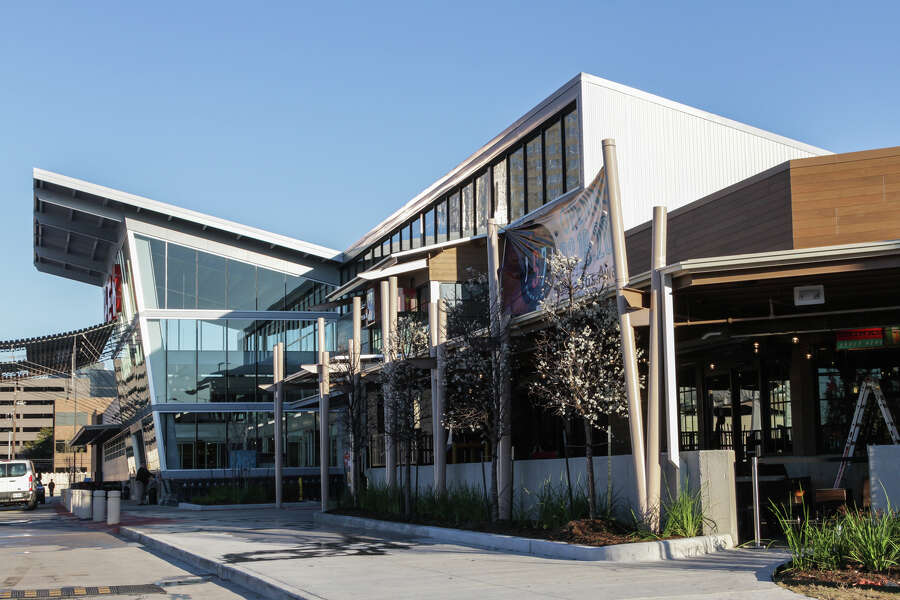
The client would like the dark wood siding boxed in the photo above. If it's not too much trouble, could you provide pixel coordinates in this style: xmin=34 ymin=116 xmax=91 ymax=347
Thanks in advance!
xmin=790 ymin=147 xmax=900 ymax=249
xmin=626 ymin=167 xmax=793 ymax=275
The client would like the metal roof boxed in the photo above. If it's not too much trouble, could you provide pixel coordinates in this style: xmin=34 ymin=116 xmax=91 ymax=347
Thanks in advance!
xmin=70 ymin=424 xmax=123 ymax=447
xmin=0 ymin=322 xmax=117 ymax=378
xmin=33 ymin=169 xmax=343 ymax=287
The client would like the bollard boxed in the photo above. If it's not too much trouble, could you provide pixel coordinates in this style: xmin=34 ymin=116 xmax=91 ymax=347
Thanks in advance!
xmin=107 ymin=490 xmax=121 ymax=525
xmin=92 ymin=490 xmax=107 ymax=522
xmin=79 ymin=490 xmax=92 ymax=520
xmin=63 ymin=489 xmax=71 ymax=512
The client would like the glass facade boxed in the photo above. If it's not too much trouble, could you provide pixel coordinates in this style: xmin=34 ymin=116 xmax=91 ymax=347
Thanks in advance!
xmin=344 ymin=103 xmax=580 ymax=275
xmin=133 ymin=235 xmax=332 ymax=312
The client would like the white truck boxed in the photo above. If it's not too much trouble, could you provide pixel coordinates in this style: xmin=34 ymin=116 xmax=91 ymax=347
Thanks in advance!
xmin=0 ymin=460 xmax=38 ymax=510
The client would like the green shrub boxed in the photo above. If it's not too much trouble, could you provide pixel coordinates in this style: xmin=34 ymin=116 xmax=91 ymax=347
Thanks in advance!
xmin=190 ymin=483 xmax=273 ymax=505
xmin=772 ymin=494 xmax=899 ymax=573
xmin=661 ymin=485 xmax=708 ymax=538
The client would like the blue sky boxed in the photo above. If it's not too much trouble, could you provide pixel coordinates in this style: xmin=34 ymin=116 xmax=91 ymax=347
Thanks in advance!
xmin=1 ymin=1 xmax=898 ymax=338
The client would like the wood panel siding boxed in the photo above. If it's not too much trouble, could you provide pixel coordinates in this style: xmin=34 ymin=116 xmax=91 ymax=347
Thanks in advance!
xmin=626 ymin=167 xmax=793 ymax=275
xmin=427 ymin=240 xmax=488 ymax=282
xmin=790 ymin=147 xmax=900 ymax=249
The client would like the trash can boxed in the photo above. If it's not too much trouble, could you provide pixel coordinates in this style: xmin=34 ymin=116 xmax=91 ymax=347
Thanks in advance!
xmin=92 ymin=490 xmax=107 ymax=522
xmin=107 ymin=490 xmax=121 ymax=525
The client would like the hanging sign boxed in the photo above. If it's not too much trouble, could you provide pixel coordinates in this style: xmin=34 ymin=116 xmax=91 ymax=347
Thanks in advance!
xmin=501 ymin=169 xmax=613 ymax=315
xmin=836 ymin=328 xmax=884 ymax=350
xmin=103 ymin=264 xmax=123 ymax=323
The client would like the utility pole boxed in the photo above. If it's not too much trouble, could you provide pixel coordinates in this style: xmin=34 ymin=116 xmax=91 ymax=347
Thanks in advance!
xmin=10 ymin=373 xmax=18 ymax=460
xmin=71 ymin=337 xmax=77 ymax=482
xmin=273 ymin=342 xmax=284 ymax=508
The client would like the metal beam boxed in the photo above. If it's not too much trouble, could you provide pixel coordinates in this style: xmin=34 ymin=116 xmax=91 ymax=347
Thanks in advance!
xmin=34 ymin=210 xmax=124 ymax=245
xmin=34 ymin=260 xmax=104 ymax=286
xmin=35 ymin=188 xmax=124 ymax=223
xmin=35 ymin=246 xmax=110 ymax=274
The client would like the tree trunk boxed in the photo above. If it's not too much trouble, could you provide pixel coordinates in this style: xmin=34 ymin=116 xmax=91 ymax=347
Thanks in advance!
xmin=562 ymin=426 xmax=574 ymax=517
xmin=490 ymin=439 xmax=500 ymax=522
xmin=584 ymin=420 xmax=596 ymax=520
xmin=607 ymin=426 xmax=612 ymax=515
xmin=404 ymin=441 xmax=412 ymax=516
xmin=480 ymin=447 xmax=490 ymax=521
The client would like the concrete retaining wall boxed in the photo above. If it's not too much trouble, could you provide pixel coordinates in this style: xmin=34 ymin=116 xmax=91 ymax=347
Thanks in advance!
xmin=367 ymin=449 xmax=737 ymax=543
xmin=314 ymin=512 xmax=733 ymax=562
xmin=869 ymin=444 xmax=900 ymax=513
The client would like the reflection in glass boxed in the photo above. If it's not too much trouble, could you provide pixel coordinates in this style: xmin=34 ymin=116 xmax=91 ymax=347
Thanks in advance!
xmin=475 ymin=172 xmax=489 ymax=234
xmin=401 ymin=221 xmax=411 ymax=251
xmin=461 ymin=184 xmax=474 ymax=238
xmin=493 ymin=160 xmax=507 ymax=223
xmin=424 ymin=209 xmax=435 ymax=246
xmin=526 ymin=136 xmax=543 ymax=209
xmin=146 ymin=320 xmax=167 ymax=406
xmin=226 ymin=319 xmax=257 ymax=402
xmin=545 ymin=121 xmax=563 ymax=201
xmin=197 ymin=320 xmax=227 ymax=402
xmin=227 ymin=260 xmax=256 ymax=310
xmin=436 ymin=200 xmax=448 ymax=243
xmin=382 ymin=237 xmax=391 ymax=257
xmin=166 ymin=319 xmax=197 ymax=403
xmin=564 ymin=110 xmax=581 ymax=191
xmin=448 ymin=192 xmax=460 ymax=240
xmin=198 ymin=252 xmax=227 ymax=309
xmin=166 ymin=244 xmax=197 ymax=309
xmin=410 ymin=216 xmax=422 ymax=249
xmin=509 ymin=147 xmax=525 ymax=221
xmin=257 ymin=268 xmax=285 ymax=311
xmin=133 ymin=235 xmax=166 ymax=309
xmin=287 ymin=411 xmax=317 ymax=467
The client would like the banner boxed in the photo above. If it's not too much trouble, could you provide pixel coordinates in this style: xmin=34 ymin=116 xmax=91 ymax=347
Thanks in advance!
xmin=501 ymin=169 xmax=614 ymax=315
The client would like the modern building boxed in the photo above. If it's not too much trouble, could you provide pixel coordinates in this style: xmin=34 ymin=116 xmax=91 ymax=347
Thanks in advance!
xmin=31 ymin=73 xmax=898 ymax=536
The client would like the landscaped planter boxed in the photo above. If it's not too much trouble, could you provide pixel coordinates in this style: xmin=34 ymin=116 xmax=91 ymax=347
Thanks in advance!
xmin=313 ymin=511 xmax=733 ymax=562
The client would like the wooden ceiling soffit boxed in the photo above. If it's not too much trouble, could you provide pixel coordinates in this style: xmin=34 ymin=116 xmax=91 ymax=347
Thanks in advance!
xmin=674 ymin=255 xmax=900 ymax=288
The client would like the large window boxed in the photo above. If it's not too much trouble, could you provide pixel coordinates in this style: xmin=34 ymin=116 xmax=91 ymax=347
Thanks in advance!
xmin=475 ymin=171 xmax=490 ymax=234
xmin=423 ymin=208 xmax=435 ymax=246
xmin=509 ymin=147 xmax=525 ymax=221
xmin=401 ymin=221 xmax=412 ymax=251
xmin=352 ymin=102 xmax=579 ymax=258
xmin=448 ymin=192 xmax=460 ymax=241
xmin=461 ymin=183 xmax=474 ymax=238
xmin=526 ymin=135 xmax=543 ymax=210
xmin=436 ymin=200 xmax=448 ymax=243
xmin=564 ymin=110 xmax=581 ymax=191
xmin=133 ymin=236 xmax=333 ymax=312
xmin=410 ymin=216 xmax=422 ymax=249
xmin=545 ymin=121 xmax=563 ymax=201
xmin=149 ymin=319 xmax=332 ymax=405
xmin=493 ymin=160 xmax=508 ymax=223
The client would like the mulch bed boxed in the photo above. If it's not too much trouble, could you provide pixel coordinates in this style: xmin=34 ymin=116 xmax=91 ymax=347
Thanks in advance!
xmin=775 ymin=565 xmax=900 ymax=592
xmin=334 ymin=509 xmax=665 ymax=547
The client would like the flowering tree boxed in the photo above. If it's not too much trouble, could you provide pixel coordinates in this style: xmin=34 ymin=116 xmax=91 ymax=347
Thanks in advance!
xmin=529 ymin=251 xmax=629 ymax=519
xmin=331 ymin=343 xmax=368 ymax=508
xmin=381 ymin=313 xmax=430 ymax=515
xmin=443 ymin=273 xmax=511 ymax=521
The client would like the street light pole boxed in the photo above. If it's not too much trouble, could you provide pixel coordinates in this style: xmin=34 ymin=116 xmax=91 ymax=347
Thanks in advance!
xmin=10 ymin=374 xmax=18 ymax=460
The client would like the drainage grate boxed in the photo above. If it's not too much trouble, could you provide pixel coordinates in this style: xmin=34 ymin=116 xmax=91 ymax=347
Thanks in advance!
xmin=0 ymin=584 xmax=166 ymax=598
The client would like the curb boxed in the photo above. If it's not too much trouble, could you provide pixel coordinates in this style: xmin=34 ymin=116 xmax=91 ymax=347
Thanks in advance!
xmin=177 ymin=501 xmax=317 ymax=511
xmin=119 ymin=527 xmax=314 ymax=600
xmin=313 ymin=512 xmax=734 ymax=562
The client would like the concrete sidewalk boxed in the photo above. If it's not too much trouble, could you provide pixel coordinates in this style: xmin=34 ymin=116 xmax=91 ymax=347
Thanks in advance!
xmin=107 ymin=504 xmax=804 ymax=600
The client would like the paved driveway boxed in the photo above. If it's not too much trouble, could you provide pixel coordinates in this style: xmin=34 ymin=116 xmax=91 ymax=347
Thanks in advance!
xmin=121 ymin=505 xmax=803 ymax=599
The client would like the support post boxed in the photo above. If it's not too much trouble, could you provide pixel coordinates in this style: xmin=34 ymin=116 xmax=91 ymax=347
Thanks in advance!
xmin=487 ymin=217 xmax=512 ymax=520
xmin=662 ymin=272 xmax=681 ymax=495
xmin=273 ymin=342 xmax=284 ymax=509
xmin=350 ymin=296 xmax=362 ymax=498
xmin=319 ymin=350 xmax=331 ymax=511
xmin=380 ymin=280 xmax=395 ymax=487
xmin=429 ymin=301 xmax=446 ymax=493
xmin=11 ymin=374 xmax=18 ymax=461
xmin=646 ymin=206 xmax=666 ymax=530
xmin=602 ymin=139 xmax=647 ymax=518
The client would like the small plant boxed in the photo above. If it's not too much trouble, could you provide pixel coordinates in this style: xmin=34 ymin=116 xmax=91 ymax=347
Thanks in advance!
xmin=842 ymin=506 xmax=899 ymax=572
xmin=661 ymin=485 xmax=709 ymax=538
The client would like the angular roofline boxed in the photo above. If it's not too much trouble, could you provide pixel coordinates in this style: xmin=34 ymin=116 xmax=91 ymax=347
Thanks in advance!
xmin=340 ymin=72 xmax=832 ymax=262
xmin=33 ymin=168 xmax=343 ymax=263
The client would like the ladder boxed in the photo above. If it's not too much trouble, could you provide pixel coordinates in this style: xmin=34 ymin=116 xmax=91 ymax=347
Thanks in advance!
xmin=833 ymin=378 xmax=900 ymax=488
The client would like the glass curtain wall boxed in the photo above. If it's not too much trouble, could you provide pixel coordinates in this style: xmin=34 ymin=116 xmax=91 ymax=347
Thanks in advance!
xmin=132 ymin=235 xmax=333 ymax=311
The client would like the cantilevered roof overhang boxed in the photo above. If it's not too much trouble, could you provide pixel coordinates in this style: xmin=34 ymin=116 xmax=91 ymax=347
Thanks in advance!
xmin=70 ymin=424 xmax=123 ymax=447
xmin=33 ymin=169 xmax=343 ymax=287
xmin=0 ymin=321 xmax=117 ymax=378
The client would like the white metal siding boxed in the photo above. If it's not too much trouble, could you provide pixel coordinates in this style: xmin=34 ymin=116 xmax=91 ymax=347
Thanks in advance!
xmin=580 ymin=77 xmax=830 ymax=230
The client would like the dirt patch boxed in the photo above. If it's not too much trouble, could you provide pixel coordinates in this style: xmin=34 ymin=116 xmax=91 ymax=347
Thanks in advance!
xmin=333 ymin=510 xmax=665 ymax=547
xmin=775 ymin=566 xmax=900 ymax=599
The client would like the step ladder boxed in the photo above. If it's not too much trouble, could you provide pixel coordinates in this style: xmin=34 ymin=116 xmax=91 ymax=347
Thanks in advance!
xmin=833 ymin=378 xmax=900 ymax=488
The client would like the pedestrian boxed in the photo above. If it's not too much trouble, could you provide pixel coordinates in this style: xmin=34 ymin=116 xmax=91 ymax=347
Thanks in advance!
xmin=48 ymin=479 xmax=55 ymax=497
xmin=135 ymin=466 xmax=151 ymax=505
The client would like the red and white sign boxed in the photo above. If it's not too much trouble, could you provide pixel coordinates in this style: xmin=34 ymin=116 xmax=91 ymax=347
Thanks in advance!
xmin=103 ymin=264 xmax=123 ymax=322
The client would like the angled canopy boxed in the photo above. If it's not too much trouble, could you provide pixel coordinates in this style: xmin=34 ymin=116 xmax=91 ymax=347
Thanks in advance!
xmin=0 ymin=322 xmax=117 ymax=378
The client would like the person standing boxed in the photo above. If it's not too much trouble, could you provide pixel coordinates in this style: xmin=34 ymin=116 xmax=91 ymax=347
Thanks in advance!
xmin=135 ymin=466 xmax=151 ymax=505
xmin=48 ymin=479 xmax=55 ymax=497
